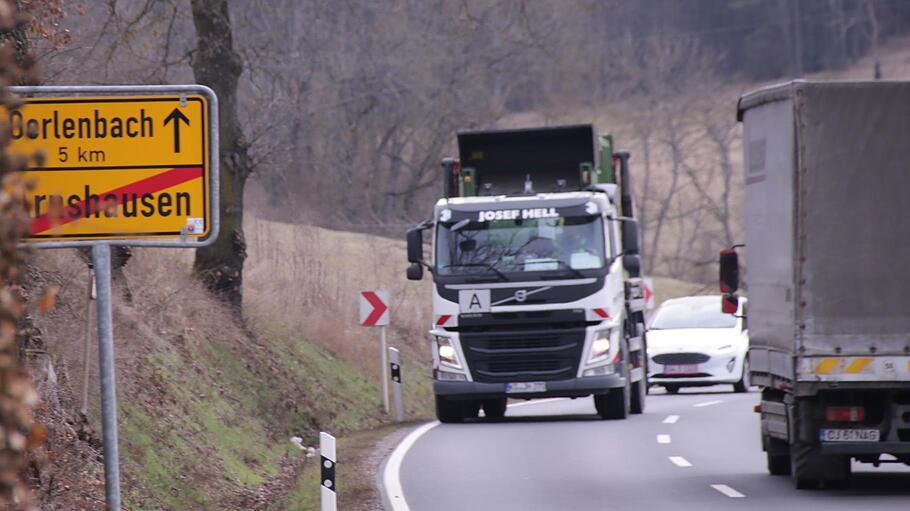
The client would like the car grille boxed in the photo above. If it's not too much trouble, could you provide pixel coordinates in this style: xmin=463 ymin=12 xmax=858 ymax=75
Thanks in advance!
xmin=458 ymin=310 xmax=588 ymax=383
xmin=653 ymin=352 xmax=711 ymax=365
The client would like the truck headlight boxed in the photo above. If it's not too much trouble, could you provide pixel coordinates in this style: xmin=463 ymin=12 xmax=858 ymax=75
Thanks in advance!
xmin=587 ymin=329 xmax=613 ymax=364
xmin=436 ymin=336 xmax=462 ymax=369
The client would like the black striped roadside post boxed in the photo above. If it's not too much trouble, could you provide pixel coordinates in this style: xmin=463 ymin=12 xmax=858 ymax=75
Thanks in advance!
xmin=389 ymin=347 xmax=405 ymax=422
xmin=320 ymin=432 xmax=336 ymax=511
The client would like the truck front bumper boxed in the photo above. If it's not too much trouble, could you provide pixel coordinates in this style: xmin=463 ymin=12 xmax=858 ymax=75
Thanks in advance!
xmin=434 ymin=374 xmax=625 ymax=400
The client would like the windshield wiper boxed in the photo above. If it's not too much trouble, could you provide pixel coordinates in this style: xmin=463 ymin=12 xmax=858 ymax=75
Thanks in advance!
xmin=440 ymin=263 xmax=509 ymax=281
xmin=548 ymin=260 xmax=585 ymax=279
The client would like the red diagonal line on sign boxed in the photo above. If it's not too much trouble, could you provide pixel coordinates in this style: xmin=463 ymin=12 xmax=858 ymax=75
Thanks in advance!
xmin=30 ymin=166 xmax=203 ymax=235
xmin=362 ymin=291 xmax=388 ymax=326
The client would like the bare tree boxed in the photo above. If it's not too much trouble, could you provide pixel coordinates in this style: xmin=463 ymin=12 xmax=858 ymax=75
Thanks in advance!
xmin=190 ymin=0 xmax=252 ymax=308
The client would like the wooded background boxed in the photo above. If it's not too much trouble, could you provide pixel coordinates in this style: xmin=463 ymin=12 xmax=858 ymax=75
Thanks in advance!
xmin=28 ymin=0 xmax=910 ymax=286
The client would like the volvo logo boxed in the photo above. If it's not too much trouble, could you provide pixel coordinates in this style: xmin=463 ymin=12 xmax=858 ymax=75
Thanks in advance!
xmin=514 ymin=289 xmax=528 ymax=302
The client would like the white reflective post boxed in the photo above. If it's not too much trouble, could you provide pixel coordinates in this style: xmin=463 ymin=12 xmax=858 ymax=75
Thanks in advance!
xmin=320 ymin=432 xmax=337 ymax=511
xmin=380 ymin=325 xmax=389 ymax=413
xmin=389 ymin=347 xmax=405 ymax=422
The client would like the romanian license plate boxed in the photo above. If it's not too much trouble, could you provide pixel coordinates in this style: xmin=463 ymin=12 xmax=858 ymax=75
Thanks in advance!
xmin=819 ymin=429 xmax=880 ymax=442
xmin=505 ymin=382 xmax=546 ymax=394
xmin=664 ymin=364 xmax=699 ymax=375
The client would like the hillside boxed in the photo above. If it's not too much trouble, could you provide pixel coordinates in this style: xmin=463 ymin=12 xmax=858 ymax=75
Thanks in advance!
xmin=25 ymin=32 xmax=910 ymax=511
xmin=25 ymin=238 xmax=433 ymax=510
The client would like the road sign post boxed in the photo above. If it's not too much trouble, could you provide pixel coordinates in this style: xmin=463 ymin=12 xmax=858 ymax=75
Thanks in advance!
xmin=389 ymin=347 xmax=404 ymax=422
xmin=359 ymin=290 xmax=390 ymax=413
xmin=11 ymin=85 xmax=219 ymax=511
xmin=92 ymin=244 xmax=121 ymax=508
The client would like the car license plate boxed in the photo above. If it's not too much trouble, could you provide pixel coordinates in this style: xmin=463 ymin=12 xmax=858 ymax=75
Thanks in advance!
xmin=664 ymin=364 xmax=699 ymax=375
xmin=819 ymin=429 xmax=880 ymax=442
xmin=505 ymin=382 xmax=546 ymax=394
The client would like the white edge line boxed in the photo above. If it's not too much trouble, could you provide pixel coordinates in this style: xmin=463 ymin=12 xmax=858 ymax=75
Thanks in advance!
xmin=669 ymin=456 xmax=692 ymax=467
xmin=383 ymin=421 xmax=440 ymax=511
xmin=711 ymin=484 xmax=745 ymax=498
xmin=694 ymin=400 xmax=723 ymax=408
xmin=657 ymin=434 xmax=671 ymax=444
xmin=663 ymin=414 xmax=680 ymax=424
xmin=507 ymin=397 xmax=568 ymax=408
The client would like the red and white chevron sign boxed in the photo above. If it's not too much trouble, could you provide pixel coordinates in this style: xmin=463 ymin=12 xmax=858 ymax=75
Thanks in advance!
xmin=359 ymin=290 xmax=390 ymax=327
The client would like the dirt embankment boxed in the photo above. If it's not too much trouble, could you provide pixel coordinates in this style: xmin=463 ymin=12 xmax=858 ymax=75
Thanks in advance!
xmin=23 ymin=224 xmax=434 ymax=510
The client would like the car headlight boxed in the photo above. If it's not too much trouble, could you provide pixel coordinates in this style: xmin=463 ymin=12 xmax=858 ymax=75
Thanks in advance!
xmin=587 ymin=328 xmax=613 ymax=364
xmin=436 ymin=336 xmax=462 ymax=369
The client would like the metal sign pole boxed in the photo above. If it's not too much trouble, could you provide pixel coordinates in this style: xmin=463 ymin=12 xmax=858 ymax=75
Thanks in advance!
xmin=81 ymin=264 xmax=95 ymax=416
xmin=92 ymin=244 xmax=122 ymax=510
xmin=380 ymin=325 xmax=389 ymax=414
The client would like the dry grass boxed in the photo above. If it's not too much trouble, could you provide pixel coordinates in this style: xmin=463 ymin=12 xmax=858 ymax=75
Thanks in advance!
xmin=244 ymin=216 xmax=433 ymax=380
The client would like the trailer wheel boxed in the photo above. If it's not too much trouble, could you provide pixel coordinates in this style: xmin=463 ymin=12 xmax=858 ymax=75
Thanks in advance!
xmin=664 ymin=384 xmax=680 ymax=394
xmin=790 ymin=440 xmax=821 ymax=489
xmin=630 ymin=371 xmax=646 ymax=414
xmin=790 ymin=440 xmax=850 ymax=489
xmin=630 ymin=324 xmax=647 ymax=414
xmin=482 ymin=398 xmax=507 ymax=419
xmin=765 ymin=436 xmax=791 ymax=476
xmin=435 ymin=396 xmax=463 ymax=423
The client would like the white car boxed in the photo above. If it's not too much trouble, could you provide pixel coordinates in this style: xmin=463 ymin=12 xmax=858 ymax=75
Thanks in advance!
xmin=647 ymin=295 xmax=749 ymax=394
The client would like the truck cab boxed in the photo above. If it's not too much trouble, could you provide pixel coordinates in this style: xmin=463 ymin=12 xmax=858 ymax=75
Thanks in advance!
xmin=406 ymin=125 xmax=647 ymax=422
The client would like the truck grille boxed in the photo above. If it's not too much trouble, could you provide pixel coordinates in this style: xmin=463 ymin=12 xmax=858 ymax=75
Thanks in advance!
xmin=458 ymin=310 xmax=588 ymax=383
xmin=653 ymin=353 xmax=710 ymax=365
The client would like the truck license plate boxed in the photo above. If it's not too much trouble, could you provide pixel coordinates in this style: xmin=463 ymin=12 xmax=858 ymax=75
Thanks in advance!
xmin=665 ymin=364 xmax=699 ymax=375
xmin=505 ymin=382 xmax=546 ymax=394
xmin=819 ymin=429 xmax=880 ymax=442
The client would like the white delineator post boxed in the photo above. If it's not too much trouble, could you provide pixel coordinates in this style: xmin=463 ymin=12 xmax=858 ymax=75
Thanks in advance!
xmin=389 ymin=347 xmax=405 ymax=422
xmin=320 ymin=432 xmax=336 ymax=511
xmin=380 ymin=325 xmax=389 ymax=413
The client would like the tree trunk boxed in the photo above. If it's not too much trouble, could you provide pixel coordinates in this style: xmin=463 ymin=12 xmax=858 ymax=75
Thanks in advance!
xmin=190 ymin=0 xmax=251 ymax=308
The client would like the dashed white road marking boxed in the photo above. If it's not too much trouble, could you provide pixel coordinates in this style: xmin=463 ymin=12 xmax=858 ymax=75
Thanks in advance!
xmin=669 ymin=456 xmax=692 ymax=467
xmin=657 ymin=434 xmax=671 ymax=444
xmin=711 ymin=484 xmax=745 ymax=498
xmin=663 ymin=415 xmax=680 ymax=424
xmin=383 ymin=421 xmax=440 ymax=511
xmin=694 ymin=400 xmax=723 ymax=408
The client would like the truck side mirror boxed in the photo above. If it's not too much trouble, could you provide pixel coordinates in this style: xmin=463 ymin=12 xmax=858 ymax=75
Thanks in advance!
xmin=407 ymin=228 xmax=423 ymax=263
xmin=719 ymin=249 xmax=739 ymax=293
xmin=406 ymin=262 xmax=424 ymax=281
xmin=622 ymin=254 xmax=641 ymax=278
xmin=621 ymin=218 xmax=640 ymax=255
xmin=722 ymin=293 xmax=739 ymax=315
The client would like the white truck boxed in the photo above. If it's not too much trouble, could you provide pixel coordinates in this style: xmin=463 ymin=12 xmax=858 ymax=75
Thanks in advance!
xmin=724 ymin=80 xmax=910 ymax=488
xmin=406 ymin=125 xmax=648 ymax=422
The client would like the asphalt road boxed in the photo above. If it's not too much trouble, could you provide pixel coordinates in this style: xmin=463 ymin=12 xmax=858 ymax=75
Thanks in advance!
xmin=384 ymin=387 xmax=910 ymax=511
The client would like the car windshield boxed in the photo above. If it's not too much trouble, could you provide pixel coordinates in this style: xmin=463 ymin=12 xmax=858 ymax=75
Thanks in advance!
xmin=436 ymin=214 xmax=606 ymax=276
xmin=650 ymin=296 xmax=737 ymax=329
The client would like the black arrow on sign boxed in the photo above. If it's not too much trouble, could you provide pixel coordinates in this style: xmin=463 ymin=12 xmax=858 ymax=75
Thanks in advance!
xmin=163 ymin=108 xmax=190 ymax=153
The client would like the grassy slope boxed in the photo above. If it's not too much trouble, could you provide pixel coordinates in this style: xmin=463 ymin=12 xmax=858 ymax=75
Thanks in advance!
xmin=31 ymin=243 xmax=433 ymax=510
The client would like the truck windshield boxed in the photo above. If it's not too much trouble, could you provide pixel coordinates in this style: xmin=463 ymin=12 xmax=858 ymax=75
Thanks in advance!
xmin=436 ymin=215 xmax=606 ymax=277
